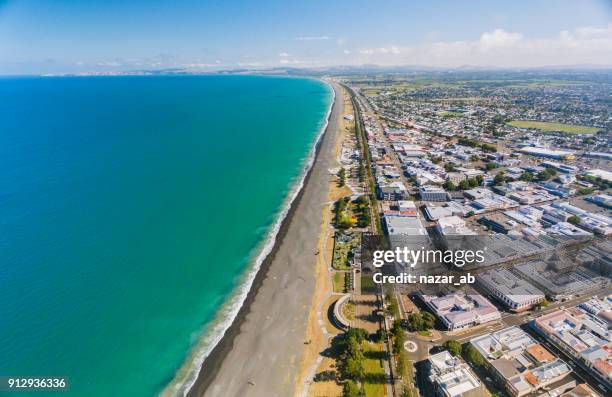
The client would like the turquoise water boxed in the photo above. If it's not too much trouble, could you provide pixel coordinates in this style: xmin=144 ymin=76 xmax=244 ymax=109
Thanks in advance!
xmin=0 ymin=75 xmax=332 ymax=396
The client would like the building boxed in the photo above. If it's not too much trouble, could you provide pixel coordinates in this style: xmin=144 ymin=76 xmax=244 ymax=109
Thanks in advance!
xmin=384 ymin=214 xmax=427 ymax=236
xmin=560 ymin=383 xmax=600 ymax=397
xmin=514 ymin=261 xmax=608 ymax=301
xmin=477 ymin=269 xmax=545 ymax=312
xmin=585 ymin=169 xmax=612 ymax=183
xmin=532 ymin=304 xmax=612 ymax=389
xmin=378 ymin=186 xmax=407 ymax=200
xmin=428 ymin=351 xmax=484 ymax=397
xmin=520 ymin=147 xmax=575 ymax=161
xmin=421 ymin=292 xmax=500 ymax=331
xmin=436 ymin=215 xmax=476 ymax=236
xmin=471 ymin=327 xmax=572 ymax=396
xmin=419 ymin=186 xmax=449 ymax=202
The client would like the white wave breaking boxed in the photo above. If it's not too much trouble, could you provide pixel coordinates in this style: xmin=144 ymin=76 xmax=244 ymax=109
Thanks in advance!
xmin=161 ymin=80 xmax=335 ymax=397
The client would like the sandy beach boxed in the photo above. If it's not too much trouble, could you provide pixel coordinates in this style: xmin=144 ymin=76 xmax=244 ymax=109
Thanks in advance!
xmin=186 ymin=81 xmax=343 ymax=397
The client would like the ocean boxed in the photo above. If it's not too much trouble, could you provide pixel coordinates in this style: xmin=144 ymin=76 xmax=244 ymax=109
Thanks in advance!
xmin=0 ymin=75 xmax=333 ymax=396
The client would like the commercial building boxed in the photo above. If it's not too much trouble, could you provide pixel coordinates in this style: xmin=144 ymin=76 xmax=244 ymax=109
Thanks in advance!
xmin=419 ymin=186 xmax=449 ymax=202
xmin=520 ymin=147 xmax=575 ymax=161
xmin=436 ymin=215 xmax=477 ymax=236
xmin=421 ymin=292 xmax=500 ymax=331
xmin=384 ymin=214 xmax=427 ymax=236
xmin=514 ymin=261 xmax=608 ymax=301
xmin=477 ymin=269 xmax=545 ymax=312
xmin=532 ymin=304 xmax=612 ymax=389
xmin=470 ymin=327 xmax=572 ymax=396
xmin=378 ymin=186 xmax=407 ymax=200
xmin=428 ymin=351 xmax=484 ymax=397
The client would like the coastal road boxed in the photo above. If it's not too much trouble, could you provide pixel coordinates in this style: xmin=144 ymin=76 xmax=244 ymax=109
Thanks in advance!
xmin=187 ymin=82 xmax=344 ymax=397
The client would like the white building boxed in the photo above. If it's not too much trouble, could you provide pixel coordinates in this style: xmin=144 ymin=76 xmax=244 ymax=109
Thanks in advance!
xmin=477 ymin=269 xmax=545 ymax=312
xmin=428 ymin=351 xmax=483 ymax=397
xmin=422 ymin=293 xmax=500 ymax=331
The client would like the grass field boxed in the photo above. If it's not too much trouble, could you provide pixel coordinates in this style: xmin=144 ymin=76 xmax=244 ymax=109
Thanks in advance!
xmin=507 ymin=120 xmax=600 ymax=134
xmin=332 ymin=272 xmax=346 ymax=293
xmin=362 ymin=341 xmax=386 ymax=396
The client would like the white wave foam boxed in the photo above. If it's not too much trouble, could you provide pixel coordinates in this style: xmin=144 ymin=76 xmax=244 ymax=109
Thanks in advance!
xmin=161 ymin=80 xmax=335 ymax=397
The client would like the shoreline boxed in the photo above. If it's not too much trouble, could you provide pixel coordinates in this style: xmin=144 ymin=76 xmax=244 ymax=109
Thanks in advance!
xmin=181 ymin=80 xmax=341 ymax=397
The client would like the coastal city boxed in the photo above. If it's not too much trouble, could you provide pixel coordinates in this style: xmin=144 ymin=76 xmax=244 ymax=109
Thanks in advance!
xmin=304 ymin=71 xmax=612 ymax=397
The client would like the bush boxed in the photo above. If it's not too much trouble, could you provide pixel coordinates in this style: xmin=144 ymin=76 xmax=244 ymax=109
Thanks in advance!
xmin=568 ymin=215 xmax=581 ymax=225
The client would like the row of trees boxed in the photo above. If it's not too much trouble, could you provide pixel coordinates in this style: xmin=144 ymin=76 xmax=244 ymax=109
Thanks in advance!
xmin=457 ymin=137 xmax=497 ymax=153
xmin=443 ymin=175 xmax=484 ymax=191
xmin=339 ymin=328 xmax=369 ymax=397
xmin=352 ymin=196 xmax=371 ymax=228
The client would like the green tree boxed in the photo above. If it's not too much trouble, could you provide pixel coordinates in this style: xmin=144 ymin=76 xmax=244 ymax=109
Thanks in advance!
xmin=475 ymin=175 xmax=484 ymax=186
xmin=345 ymin=357 xmax=365 ymax=380
xmin=338 ymin=168 xmax=346 ymax=187
xmin=342 ymin=380 xmax=364 ymax=397
xmin=422 ymin=312 xmax=436 ymax=329
xmin=346 ymin=328 xmax=369 ymax=344
xmin=486 ymin=162 xmax=497 ymax=170
xmin=408 ymin=313 xmax=424 ymax=332
xmin=470 ymin=155 xmax=480 ymax=162
xmin=444 ymin=163 xmax=456 ymax=172
xmin=493 ymin=172 xmax=506 ymax=186
xmin=568 ymin=215 xmax=581 ymax=225
xmin=459 ymin=179 xmax=470 ymax=190
xmin=468 ymin=178 xmax=478 ymax=188
xmin=443 ymin=179 xmax=456 ymax=191
xmin=443 ymin=340 xmax=462 ymax=357
xmin=463 ymin=343 xmax=485 ymax=366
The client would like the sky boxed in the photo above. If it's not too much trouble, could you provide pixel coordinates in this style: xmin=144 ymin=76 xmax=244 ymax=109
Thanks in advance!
xmin=1 ymin=0 xmax=612 ymax=74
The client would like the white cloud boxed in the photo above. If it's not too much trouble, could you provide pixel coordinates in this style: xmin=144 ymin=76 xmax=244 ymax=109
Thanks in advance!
xmin=337 ymin=37 xmax=346 ymax=45
xmin=479 ymin=29 xmax=523 ymax=49
xmin=343 ymin=49 xmax=350 ymax=55
xmin=279 ymin=58 xmax=301 ymax=65
xmin=278 ymin=52 xmax=290 ymax=57
xmin=294 ymin=36 xmax=329 ymax=41
xmin=353 ymin=26 xmax=612 ymax=67
xmin=359 ymin=46 xmax=400 ymax=55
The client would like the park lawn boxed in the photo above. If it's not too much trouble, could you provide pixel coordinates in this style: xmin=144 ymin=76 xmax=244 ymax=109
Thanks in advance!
xmin=332 ymin=272 xmax=346 ymax=293
xmin=507 ymin=120 xmax=600 ymax=134
xmin=361 ymin=274 xmax=377 ymax=293
xmin=362 ymin=341 xmax=387 ymax=397
xmin=417 ymin=330 xmax=432 ymax=337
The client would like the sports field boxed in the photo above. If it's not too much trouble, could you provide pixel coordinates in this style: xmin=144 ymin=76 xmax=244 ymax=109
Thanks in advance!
xmin=507 ymin=120 xmax=600 ymax=134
